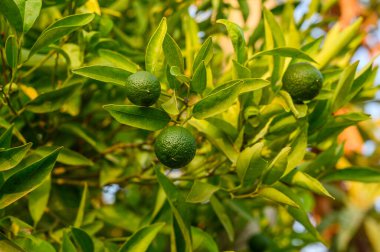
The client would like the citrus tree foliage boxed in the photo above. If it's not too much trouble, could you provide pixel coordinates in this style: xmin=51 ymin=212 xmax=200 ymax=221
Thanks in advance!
xmin=0 ymin=1 xmax=379 ymax=251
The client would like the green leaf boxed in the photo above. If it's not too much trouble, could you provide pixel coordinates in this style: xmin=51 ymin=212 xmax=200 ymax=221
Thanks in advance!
xmin=0 ymin=143 xmax=32 ymax=171
xmin=0 ymin=124 xmax=14 ymax=149
xmin=286 ymin=123 xmax=308 ymax=175
xmin=262 ymin=8 xmax=285 ymax=47
xmin=155 ymin=167 xmax=192 ymax=251
xmin=72 ymin=66 xmax=131 ymax=86
xmin=28 ymin=178 xmax=50 ymax=225
xmin=188 ymin=119 xmax=238 ymax=163
xmin=59 ymin=123 xmax=106 ymax=152
xmin=145 ymin=17 xmax=167 ymax=77
xmin=210 ymin=196 xmax=234 ymax=242
xmin=273 ymin=183 xmax=324 ymax=242
xmin=191 ymin=61 xmax=207 ymax=93
xmin=193 ymin=81 xmax=242 ymax=119
xmin=23 ymin=0 xmax=42 ymax=32
xmin=193 ymin=37 xmax=213 ymax=71
xmin=98 ymin=49 xmax=139 ymax=73
xmin=217 ymin=19 xmax=246 ymax=63
xmin=236 ymin=142 xmax=267 ymax=187
xmin=119 ymin=222 xmax=165 ymax=252
xmin=322 ymin=168 xmax=380 ymax=183
xmin=61 ymin=231 xmax=76 ymax=252
xmin=0 ymin=147 xmax=61 ymax=209
xmin=0 ymin=0 xmax=24 ymax=32
xmin=170 ymin=66 xmax=191 ymax=83
xmin=287 ymin=171 xmax=334 ymax=198
xmin=186 ymin=181 xmax=219 ymax=203
xmin=26 ymin=83 xmax=82 ymax=113
xmin=104 ymin=105 xmax=170 ymax=131
xmin=161 ymin=95 xmax=179 ymax=115
xmin=316 ymin=18 xmax=362 ymax=68
xmin=71 ymin=227 xmax=94 ymax=252
xmin=74 ymin=183 xmax=88 ymax=228
xmin=163 ymin=34 xmax=184 ymax=72
xmin=35 ymin=146 xmax=93 ymax=166
xmin=258 ymin=187 xmax=299 ymax=208
xmin=233 ymin=60 xmax=251 ymax=79
xmin=191 ymin=227 xmax=218 ymax=252
xmin=332 ymin=61 xmax=359 ymax=111
xmin=29 ymin=13 xmax=95 ymax=57
xmin=263 ymin=147 xmax=291 ymax=185
xmin=248 ymin=47 xmax=316 ymax=63
xmin=5 ymin=35 xmax=18 ymax=69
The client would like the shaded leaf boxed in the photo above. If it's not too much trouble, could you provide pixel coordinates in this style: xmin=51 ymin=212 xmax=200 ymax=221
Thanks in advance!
xmin=26 ymin=83 xmax=83 ymax=113
xmin=263 ymin=147 xmax=291 ymax=185
xmin=35 ymin=146 xmax=93 ymax=166
xmin=74 ymin=183 xmax=88 ymax=228
xmin=5 ymin=35 xmax=18 ymax=69
xmin=163 ymin=34 xmax=184 ymax=72
xmin=191 ymin=227 xmax=218 ymax=252
xmin=0 ymin=124 xmax=14 ymax=148
xmin=191 ymin=61 xmax=207 ymax=93
xmin=210 ymin=196 xmax=234 ymax=242
xmin=28 ymin=178 xmax=50 ymax=225
xmin=71 ymin=227 xmax=94 ymax=252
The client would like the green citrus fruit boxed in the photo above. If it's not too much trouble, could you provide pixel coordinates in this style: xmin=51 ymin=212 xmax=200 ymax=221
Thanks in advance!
xmin=125 ymin=71 xmax=161 ymax=106
xmin=282 ymin=62 xmax=323 ymax=102
xmin=248 ymin=234 xmax=271 ymax=252
xmin=154 ymin=126 xmax=196 ymax=168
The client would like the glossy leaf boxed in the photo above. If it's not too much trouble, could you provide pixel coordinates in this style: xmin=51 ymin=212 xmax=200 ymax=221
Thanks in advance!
xmin=29 ymin=13 xmax=95 ymax=57
xmin=193 ymin=37 xmax=213 ymax=71
xmin=288 ymin=171 xmax=333 ymax=198
xmin=191 ymin=61 xmax=207 ymax=93
xmin=322 ymin=168 xmax=380 ymax=183
xmin=104 ymin=105 xmax=170 ymax=131
xmin=263 ymin=147 xmax=291 ymax=185
xmin=258 ymin=187 xmax=299 ymax=208
xmin=98 ymin=49 xmax=139 ymax=73
xmin=0 ymin=0 xmax=24 ymax=32
xmin=217 ymin=19 xmax=246 ymax=63
xmin=26 ymin=83 xmax=83 ymax=113
xmin=236 ymin=142 xmax=267 ymax=187
xmin=145 ymin=17 xmax=167 ymax=77
xmin=0 ymin=143 xmax=32 ymax=171
xmin=193 ymin=81 xmax=242 ymax=119
xmin=119 ymin=222 xmax=165 ymax=252
xmin=0 ymin=147 xmax=61 ymax=209
xmin=72 ymin=66 xmax=131 ymax=86
xmin=163 ymin=34 xmax=184 ymax=72
xmin=5 ymin=35 xmax=18 ymax=69
xmin=161 ymin=95 xmax=179 ymax=115
xmin=332 ymin=62 xmax=358 ymax=111
xmin=186 ymin=181 xmax=219 ymax=203
xmin=189 ymin=119 xmax=238 ymax=163
xmin=210 ymin=196 xmax=234 ymax=242
xmin=170 ymin=66 xmax=190 ymax=83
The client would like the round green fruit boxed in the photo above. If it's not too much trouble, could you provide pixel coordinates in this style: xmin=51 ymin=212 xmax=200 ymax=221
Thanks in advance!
xmin=248 ymin=233 xmax=271 ymax=252
xmin=282 ymin=62 xmax=323 ymax=102
xmin=125 ymin=71 xmax=161 ymax=106
xmin=154 ymin=126 xmax=196 ymax=168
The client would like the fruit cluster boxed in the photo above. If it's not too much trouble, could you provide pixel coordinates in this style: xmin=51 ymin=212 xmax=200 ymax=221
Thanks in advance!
xmin=126 ymin=71 xmax=197 ymax=168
